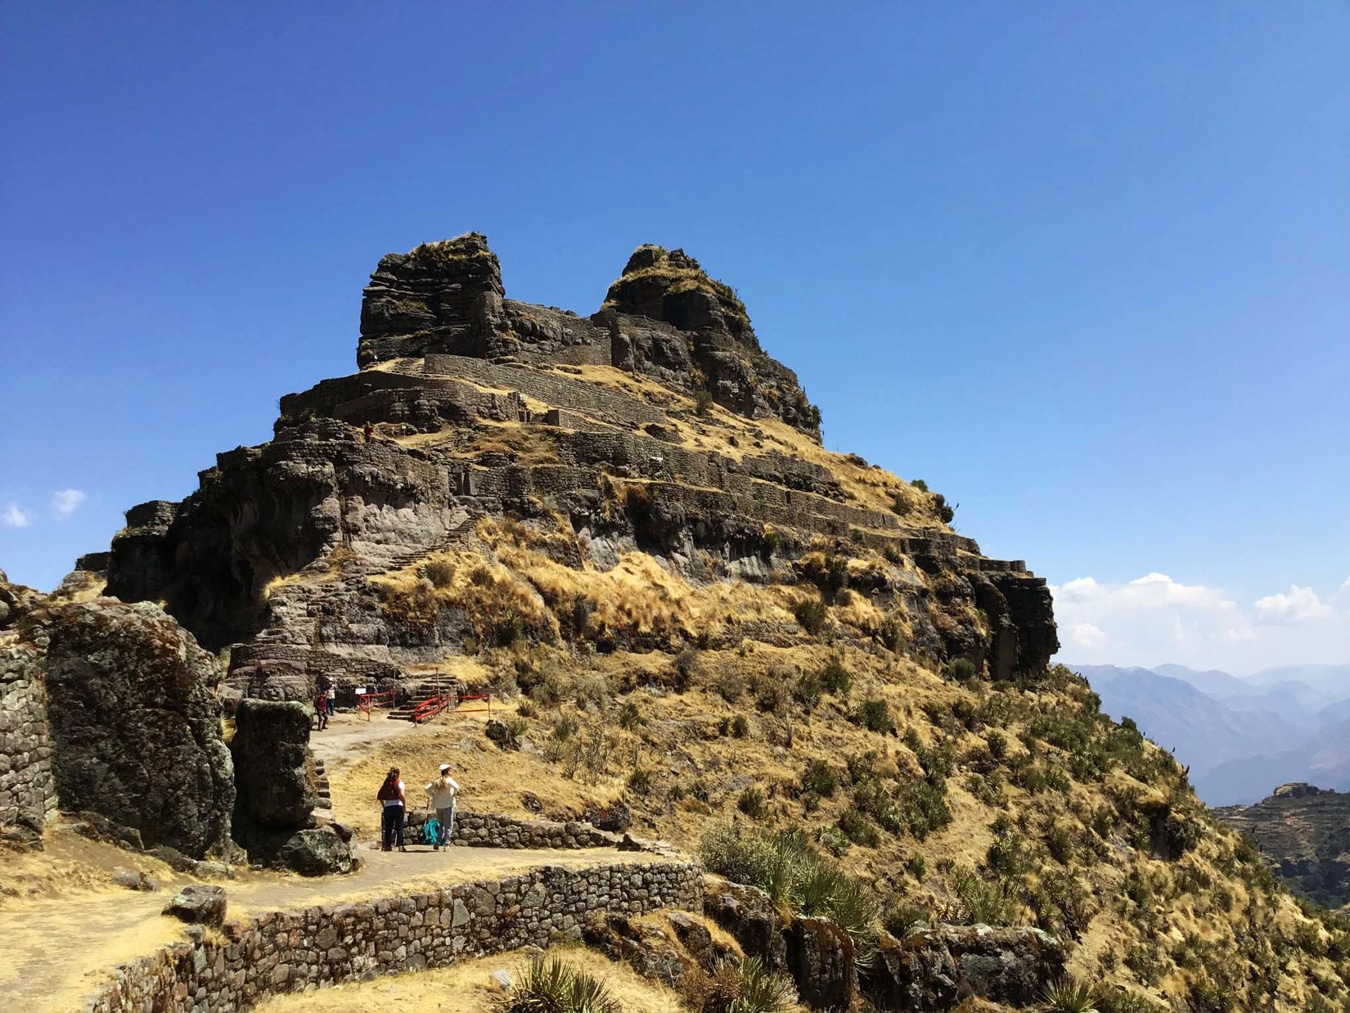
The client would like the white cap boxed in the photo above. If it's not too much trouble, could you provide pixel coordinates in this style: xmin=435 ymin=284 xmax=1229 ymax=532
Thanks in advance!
xmin=439 ymin=764 xmax=452 ymax=773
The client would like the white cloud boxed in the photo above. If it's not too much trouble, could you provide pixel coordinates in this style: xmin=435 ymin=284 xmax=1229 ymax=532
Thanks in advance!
xmin=1253 ymin=585 xmax=1336 ymax=626
xmin=2 ymin=503 xmax=32 ymax=528
xmin=51 ymin=488 xmax=87 ymax=518
xmin=1051 ymin=572 xmax=1350 ymax=673
xmin=1069 ymin=622 xmax=1109 ymax=649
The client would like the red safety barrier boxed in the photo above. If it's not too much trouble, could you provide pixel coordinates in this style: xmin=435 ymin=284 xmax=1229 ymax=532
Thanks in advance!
xmin=453 ymin=692 xmax=494 ymax=719
xmin=410 ymin=691 xmax=454 ymax=724
xmin=358 ymin=690 xmax=397 ymax=720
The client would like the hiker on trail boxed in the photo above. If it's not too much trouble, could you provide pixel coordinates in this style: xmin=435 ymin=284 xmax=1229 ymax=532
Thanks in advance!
xmin=313 ymin=688 xmax=329 ymax=730
xmin=424 ymin=763 xmax=460 ymax=851
xmin=363 ymin=421 xmax=374 ymax=442
xmin=326 ymin=679 xmax=337 ymax=717
xmin=378 ymin=767 xmax=407 ymax=852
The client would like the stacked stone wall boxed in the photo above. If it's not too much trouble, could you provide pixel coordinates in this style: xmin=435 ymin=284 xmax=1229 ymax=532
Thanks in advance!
xmin=437 ymin=810 xmax=620 ymax=849
xmin=0 ymin=646 xmax=56 ymax=829
xmin=85 ymin=860 xmax=702 ymax=1013
xmin=423 ymin=355 xmax=668 ymax=426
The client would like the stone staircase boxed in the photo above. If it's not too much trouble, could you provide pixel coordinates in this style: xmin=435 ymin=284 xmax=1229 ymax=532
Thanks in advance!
xmin=313 ymin=756 xmax=332 ymax=812
xmin=387 ymin=675 xmax=465 ymax=721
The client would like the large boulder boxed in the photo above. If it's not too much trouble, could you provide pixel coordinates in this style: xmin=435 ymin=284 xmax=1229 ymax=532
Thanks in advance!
xmin=163 ymin=884 xmax=226 ymax=926
xmin=230 ymin=699 xmax=315 ymax=830
xmin=704 ymin=880 xmax=790 ymax=973
xmin=39 ymin=601 xmax=235 ymax=859
xmin=786 ymin=916 xmax=855 ymax=1009
xmin=867 ymin=925 xmax=1066 ymax=1010
xmin=273 ymin=826 xmax=353 ymax=876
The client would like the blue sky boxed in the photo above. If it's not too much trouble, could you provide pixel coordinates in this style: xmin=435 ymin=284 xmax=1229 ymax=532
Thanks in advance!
xmin=2 ymin=3 xmax=1346 ymax=672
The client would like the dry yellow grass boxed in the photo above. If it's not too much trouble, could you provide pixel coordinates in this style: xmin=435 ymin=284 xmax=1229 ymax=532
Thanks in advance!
xmin=254 ymin=946 xmax=686 ymax=1013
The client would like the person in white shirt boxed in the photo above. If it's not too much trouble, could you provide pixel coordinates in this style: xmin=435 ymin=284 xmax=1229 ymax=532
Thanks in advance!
xmin=424 ymin=763 xmax=460 ymax=851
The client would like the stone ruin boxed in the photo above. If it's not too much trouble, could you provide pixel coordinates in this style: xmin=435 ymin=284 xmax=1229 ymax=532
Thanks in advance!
xmin=1 ymin=231 xmax=1055 ymax=884
xmin=90 ymin=233 xmax=1055 ymax=709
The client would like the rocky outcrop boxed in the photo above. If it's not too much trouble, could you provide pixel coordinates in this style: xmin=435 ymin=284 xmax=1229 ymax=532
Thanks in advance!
xmin=0 ymin=568 xmax=43 ymax=631
xmin=33 ymin=600 xmax=235 ymax=859
xmin=866 ymin=925 xmax=1067 ymax=1010
xmin=230 ymin=699 xmax=315 ymax=830
xmin=90 ymin=235 xmax=1056 ymax=698
xmin=703 ymin=881 xmax=854 ymax=1006
xmin=104 ymin=500 xmax=179 ymax=605
xmin=229 ymin=698 xmax=352 ymax=875
xmin=1215 ymin=783 xmax=1350 ymax=910
xmin=358 ymin=233 xmax=507 ymax=367
xmin=603 ymin=245 xmax=821 ymax=438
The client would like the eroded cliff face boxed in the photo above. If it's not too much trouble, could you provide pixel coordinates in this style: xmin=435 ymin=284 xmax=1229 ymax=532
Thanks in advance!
xmin=94 ymin=233 xmax=1056 ymax=702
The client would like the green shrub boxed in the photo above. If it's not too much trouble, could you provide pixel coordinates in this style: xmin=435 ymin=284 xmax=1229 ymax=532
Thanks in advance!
xmin=626 ymin=766 xmax=654 ymax=795
xmin=986 ymin=729 xmax=1008 ymax=760
xmin=948 ymin=867 xmax=1022 ymax=926
xmin=1045 ymin=820 xmax=1076 ymax=865
xmin=792 ymin=670 xmax=823 ymax=711
xmin=673 ymin=646 xmax=701 ymax=691
xmin=499 ymin=954 xmax=621 ymax=1013
xmin=715 ymin=668 xmax=746 ymax=703
xmin=837 ymin=807 xmax=881 ymax=847
xmin=911 ymin=479 xmax=928 ymax=492
xmin=1097 ymin=992 xmax=1167 ymax=1013
xmin=421 ymin=559 xmax=456 ymax=588
xmin=755 ymin=680 xmax=785 ymax=713
xmin=694 ymin=389 xmax=715 ymax=416
xmin=945 ymin=657 xmax=977 ymax=681
xmin=699 ymin=825 xmax=878 ymax=956
xmin=738 ymin=786 xmax=769 ymax=819
xmin=883 ymin=900 xmax=930 ymax=939
xmin=793 ymin=858 xmax=880 ymax=953
xmin=856 ymin=697 xmax=893 ymax=733
xmin=894 ymin=777 xmax=953 ymax=840
xmin=731 ymin=714 xmax=750 ymax=738
xmin=1123 ymin=942 xmax=1165 ymax=987
xmin=795 ymin=597 xmax=828 ymax=636
xmin=801 ymin=759 xmax=838 ymax=798
xmin=815 ymin=824 xmax=851 ymax=857
xmin=688 ymin=956 xmax=797 ymax=1013
xmin=890 ymin=494 xmax=911 ymax=516
xmin=618 ymin=700 xmax=644 ymax=730
xmin=820 ymin=656 xmax=851 ymax=695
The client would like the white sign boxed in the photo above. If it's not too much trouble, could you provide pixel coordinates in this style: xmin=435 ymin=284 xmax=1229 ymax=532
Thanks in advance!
xmin=355 ymin=687 xmax=367 ymax=696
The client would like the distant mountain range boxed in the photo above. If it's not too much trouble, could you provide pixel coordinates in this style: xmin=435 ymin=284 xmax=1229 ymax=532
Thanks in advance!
xmin=1067 ymin=663 xmax=1350 ymax=805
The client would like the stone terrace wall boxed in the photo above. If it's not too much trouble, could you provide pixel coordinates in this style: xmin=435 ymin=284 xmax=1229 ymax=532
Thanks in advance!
xmin=0 ymin=645 xmax=57 ymax=831
xmin=423 ymin=355 xmax=668 ymax=427
xmin=86 ymin=860 xmax=702 ymax=1013
xmin=426 ymin=810 xmax=620 ymax=849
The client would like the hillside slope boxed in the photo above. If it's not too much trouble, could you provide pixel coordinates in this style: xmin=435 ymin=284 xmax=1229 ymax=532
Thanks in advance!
xmin=1215 ymin=784 xmax=1350 ymax=914
xmin=69 ymin=235 xmax=1350 ymax=1011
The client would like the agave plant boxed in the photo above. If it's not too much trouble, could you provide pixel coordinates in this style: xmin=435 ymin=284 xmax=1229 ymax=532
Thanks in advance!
xmin=499 ymin=954 xmax=622 ymax=1013
xmin=1040 ymin=976 xmax=1103 ymax=1013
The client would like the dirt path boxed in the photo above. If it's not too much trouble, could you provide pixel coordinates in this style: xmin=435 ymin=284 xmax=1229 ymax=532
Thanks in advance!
xmin=0 ymin=840 xmax=666 ymax=1013
xmin=309 ymin=710 xmax=425 ymax=769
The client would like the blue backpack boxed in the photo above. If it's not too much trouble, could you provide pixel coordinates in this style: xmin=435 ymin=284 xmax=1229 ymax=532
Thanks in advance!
xmin=423 ymin=816 xmax=441 ymax=844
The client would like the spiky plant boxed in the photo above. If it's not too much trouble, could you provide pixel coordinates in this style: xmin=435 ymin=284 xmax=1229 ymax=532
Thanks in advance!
xmin=498 ymin=954 xmax=622 ymax=1013
xmin=1040 ymin=977 xmax=1103 ymax=1013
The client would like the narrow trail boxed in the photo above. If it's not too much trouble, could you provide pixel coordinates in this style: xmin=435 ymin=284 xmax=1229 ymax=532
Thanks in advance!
xmin=0 ymin=841 xmax=665 ymax=1013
